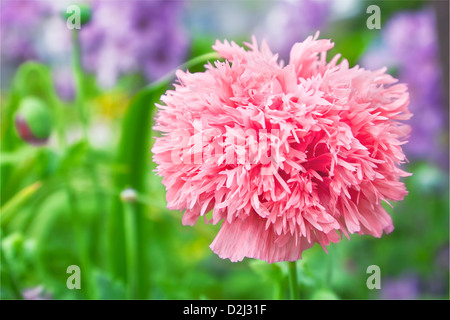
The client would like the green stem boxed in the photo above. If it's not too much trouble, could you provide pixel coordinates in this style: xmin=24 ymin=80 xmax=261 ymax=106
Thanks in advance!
xmin=64 ymin=177 xmax=97 ymax=299
xmin=72 ymin=30 xmax=89 ymax=140
xmin=273 ymin=282 xmax=283 ymax=300
xmin=288 ymin=261 xmax=299 ymax=300
xmin=71 ymin=28 xmax=108 ymax=270
xmin=64 ymin=34 xmax=101 ymax=296
xmin=138 ymin=52 xmax=220 ymax=97
xmin=122 ymin=195 xmax=138 ymax=299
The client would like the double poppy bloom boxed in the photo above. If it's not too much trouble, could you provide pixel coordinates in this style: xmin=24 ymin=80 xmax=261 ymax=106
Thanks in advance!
xmin=152 ymin=34 xmax=411 ymax=263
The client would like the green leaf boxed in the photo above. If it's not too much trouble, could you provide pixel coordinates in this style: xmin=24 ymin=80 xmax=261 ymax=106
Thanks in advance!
xmin=0 ymin=148 xmax=37 ymax=165
xmin=57 ymin=140 xmax=88 ymax=174
xmin=1 ymin=232 xmax=25 ymax=261
xmin=94 ymin=271 xmax=126 ymax=300
xmin=1 ymin=181 xmax=42 ymax=226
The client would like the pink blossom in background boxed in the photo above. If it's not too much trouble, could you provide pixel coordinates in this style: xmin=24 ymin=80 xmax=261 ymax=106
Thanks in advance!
xmin=152 ymin=34 xmax=411 ymax=263
xmin=22 ymin=286 xmax=51 ymax=300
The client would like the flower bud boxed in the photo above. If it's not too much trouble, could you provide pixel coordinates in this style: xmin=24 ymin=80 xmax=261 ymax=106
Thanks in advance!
xmin=120 ymin=188 xmax=137 ymax=203
xmin=15 ymin=97 xmax=52 ymax=146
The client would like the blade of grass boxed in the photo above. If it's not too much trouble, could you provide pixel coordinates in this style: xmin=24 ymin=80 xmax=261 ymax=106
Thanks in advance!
xmin=121 ymin=189 xmax=138 ymax=299
xmin=1 ymin=181 xmax=42 ymax=226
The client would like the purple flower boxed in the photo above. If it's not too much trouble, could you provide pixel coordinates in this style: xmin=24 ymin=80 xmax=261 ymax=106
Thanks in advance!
xmin=79 ymin=0 xmax=189 ymax=88
xmin=359 ymin=8 xmax=448 ymax=167
xmin=255 ymin=0 xmax=331 ymax=61
xmin=0 ymin=0 xmax=77 ymax=101
xmin=52 ymin=67 xmax=76 ymax=102
xmin=0 ymin=0 xmax=51 ymax=64
xmin=22 ymin=285 xmax=52 ymax=300
xmin=380 ymin=273 xmax=421 ymax=300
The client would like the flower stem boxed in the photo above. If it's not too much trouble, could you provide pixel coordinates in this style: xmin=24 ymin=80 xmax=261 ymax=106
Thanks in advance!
xmin=273 ymin=282 xmax=283 ymax=300
xmin=64 ymin=176 xmax=97 ymax=299
xmin=122 ymin=190 xmax=139 ymax=300
xmin=71 ymin=28 xmax=107 ymax=270
xmin=288 ymin=261 xmax=299 ymax=300
xmin=59 ymin=29 xmax=102 ymax=299
xmin=72 ymin=30 xmax=89 ymax=139
xmin=140 ymin=52 xmax=220 ymax=95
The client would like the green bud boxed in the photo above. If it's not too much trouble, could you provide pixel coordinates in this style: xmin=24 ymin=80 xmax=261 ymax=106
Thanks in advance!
xmin=15 ymin=97 xmax=53 ymax=146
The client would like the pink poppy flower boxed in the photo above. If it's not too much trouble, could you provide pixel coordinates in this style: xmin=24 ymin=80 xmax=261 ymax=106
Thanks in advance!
xmin=152 ymin=33 xmax=411 ymax=263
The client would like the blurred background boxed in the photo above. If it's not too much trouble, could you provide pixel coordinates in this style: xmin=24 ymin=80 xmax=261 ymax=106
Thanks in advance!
xmin=1 ymin=0 xmax=448 ymax=300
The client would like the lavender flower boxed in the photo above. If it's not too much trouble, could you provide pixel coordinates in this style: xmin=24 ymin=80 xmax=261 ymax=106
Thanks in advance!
xmin=22 ymin=285 xmax=52 ymax=300
xmin=52 ymin=67 xmax=76 ymax=102
xmin=360 ymin=9 xmax=448 ymax=167
xmin=79 ymin=0 xmax=189 ymax=89
xmin=0 ymin=0 xmax=76 ymax=101
xmin=255 ymin=0 xmax=331 ymax=61
xmin=380 ymin=273 xmax=421 ymax=300
xmin=0 ymin=0 xmax=51 ymax=64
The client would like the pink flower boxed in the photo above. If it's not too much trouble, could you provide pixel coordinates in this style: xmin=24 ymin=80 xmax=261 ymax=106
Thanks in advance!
xmin=152 ymin=33 xmax=411 ymax=263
